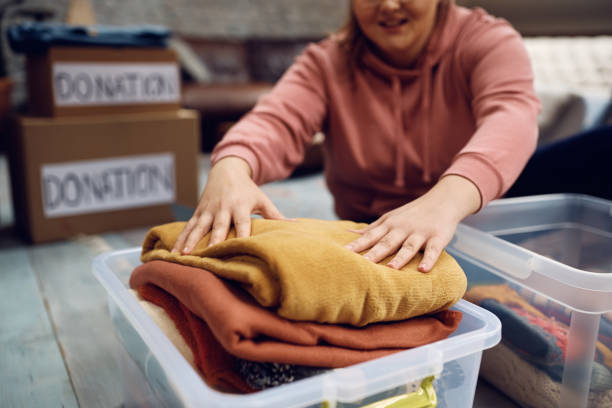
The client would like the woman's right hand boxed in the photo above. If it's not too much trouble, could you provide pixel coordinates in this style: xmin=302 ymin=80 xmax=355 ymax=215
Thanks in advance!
xmin=172 ymin=156 xmax=286 ymax=254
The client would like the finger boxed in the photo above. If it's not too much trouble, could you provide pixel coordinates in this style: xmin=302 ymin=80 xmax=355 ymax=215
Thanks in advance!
xmin=207 ymin=211 xmax=232 ymax=247
xmin=182 ymin=212 xmax=213 ymax=254
xmin=419 ymin=237 xmax=445 ymax=273
xmin=256 ymin=196 xmax=286 ymax=220
xmin=233 ymin=210 xmax=252 ymax=238
xmin=387 ymin=235 xmax=425 ymax=269
xmin=347 ymin=216 xmax=385 ymax=234
xmin=362 ymin=228 xmax=406 ymax=263
xmin=172 ymin=216 xmax=197 ymax=253
xmin=344 ymin=225 xmax=387 ymax=253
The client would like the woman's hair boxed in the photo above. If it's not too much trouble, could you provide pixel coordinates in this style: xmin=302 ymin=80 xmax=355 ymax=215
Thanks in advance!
xmin=335 ymin=5 xmax=366 ymax=72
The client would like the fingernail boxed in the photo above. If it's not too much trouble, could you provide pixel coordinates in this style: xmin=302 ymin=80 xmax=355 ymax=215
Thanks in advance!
xmin=387 ymin=262 xmax=397 ymax=269
xmin=419 ymin=263 xmax=427 ymax=271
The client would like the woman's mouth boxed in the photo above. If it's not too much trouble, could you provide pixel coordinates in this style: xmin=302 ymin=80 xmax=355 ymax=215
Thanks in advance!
xmin=378 ymin=18 xmax=409 ymax=31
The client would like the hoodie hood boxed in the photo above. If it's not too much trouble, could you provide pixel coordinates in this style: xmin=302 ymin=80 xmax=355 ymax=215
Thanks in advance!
xmin=360 ymin=0 xmax=460 ymax=186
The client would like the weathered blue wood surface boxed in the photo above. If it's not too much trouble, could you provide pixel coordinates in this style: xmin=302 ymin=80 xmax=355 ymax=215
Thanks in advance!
xmin=26 ymin=236 xmax=130 ymax=408
xmin=0 ymin=245 xmax=79 ymax=408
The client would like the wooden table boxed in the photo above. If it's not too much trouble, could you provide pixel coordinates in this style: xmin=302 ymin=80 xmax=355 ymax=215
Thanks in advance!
xmin=0 ymin=154 xmax=517 ymax=408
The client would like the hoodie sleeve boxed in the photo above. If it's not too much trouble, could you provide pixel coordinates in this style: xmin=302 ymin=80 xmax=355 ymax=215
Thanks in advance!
xmin=210 ymin=42 xmax=329 ymax=185
xmin=442 ymin=13 xmax=541 ymax=208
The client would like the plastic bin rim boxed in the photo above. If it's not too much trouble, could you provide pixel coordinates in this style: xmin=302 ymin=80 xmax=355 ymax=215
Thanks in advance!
xmin=487 ymin=192 xmax=610 ymax=208
xmin=455 ymin=223 xmax=612 ymax=280
xmin=92 ymin=248 xmax=502 ymax=408
xmin=458 ymin=194 xmax=612 ymax=289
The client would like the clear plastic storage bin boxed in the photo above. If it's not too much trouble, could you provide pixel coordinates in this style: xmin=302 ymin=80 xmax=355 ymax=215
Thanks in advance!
xmin=447 ymin=194 xmax=612 ymax=408
xmin=93 ymin=247 xmax=501 ymax=408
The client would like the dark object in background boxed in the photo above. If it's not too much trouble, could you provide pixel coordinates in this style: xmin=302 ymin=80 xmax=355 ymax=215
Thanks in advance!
xmin=5 ymin=21 xmax=180 ymax=118
xmin=171 ymin=203 xmax=195 ymax=222
xmin=505 ymin=125 xmax=612 ymax=200
xmin=179 ymin=37 xmax=326 ymax=177
xmin=180 ymin=37 xmax=319 ymax=152
xmin=7 ymin=22 xmax=171 ymax=53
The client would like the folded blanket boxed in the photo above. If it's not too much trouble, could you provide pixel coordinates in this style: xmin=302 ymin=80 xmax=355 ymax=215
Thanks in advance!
xmin=141 ymin=219 xmax=467 ymax=326
xmin=481 ymin=299 xmax=612 ymax=391
xmin=133 ymin=288 xmax=336 ymax=392
xmin=466 ymin=284 xmax=612 ymax=369
xmin=481 ymin=343 xmax=612 ymax=408
xmin=130 ymin=260 xmax=462 ymax=368
xmin=514 ymin=285 xmax=612 ymax=357
xmin=130 ymin=289 xmax=196 ymax=370
xmin=132 ymin=289 xmax=422 ymax=394
xmin=464 ymin=284 xmax=547 ymax=319
xmin=137 ymin=284 xmax=254 ymax=393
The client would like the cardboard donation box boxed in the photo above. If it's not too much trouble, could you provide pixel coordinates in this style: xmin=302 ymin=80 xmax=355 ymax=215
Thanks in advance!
xmin=9 ymin=109 xmax=199 ymax=243
xmin=26 ymin=46 xmax=181 ymax=117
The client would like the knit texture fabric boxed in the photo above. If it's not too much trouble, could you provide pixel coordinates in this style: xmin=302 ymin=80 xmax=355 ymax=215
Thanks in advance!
xmin=137 ymin=283 xmax=254 ymax=393
xmin=237 ymin=360 xmax=327 ymax=390
xmin=141 ymin=218 xmax=467 ymax=326
xmin=130 ymin=260 xmax=463 ymax=368
xmin=481 ymin=343 xmax=612 ymax=408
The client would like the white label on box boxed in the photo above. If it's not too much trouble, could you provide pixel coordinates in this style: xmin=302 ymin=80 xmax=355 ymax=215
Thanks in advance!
xmin=52 ymin=62 xmax=180 ymax=106
xmin=41 ymin=153 xmax=176 ymax=218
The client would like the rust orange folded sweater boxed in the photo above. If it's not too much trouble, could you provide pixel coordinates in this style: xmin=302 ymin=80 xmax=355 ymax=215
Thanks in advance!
xmin=141 ymin=219 xmax=467 ymax=326
xmin=130 ymin=260 xmax=462 ymax=368
xmin=137 ymin=284 xmax=254 ymax=393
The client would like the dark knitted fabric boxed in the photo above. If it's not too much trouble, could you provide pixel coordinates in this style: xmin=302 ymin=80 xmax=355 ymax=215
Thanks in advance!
xmin=238 ymin=360 xmax=327 ymax=389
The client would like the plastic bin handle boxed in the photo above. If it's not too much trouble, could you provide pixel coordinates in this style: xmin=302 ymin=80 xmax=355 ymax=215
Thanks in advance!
xmin=449 ymin=224 xmax=535 ymax=280
xmin=359 ymin=376 xmax=437 ymax=408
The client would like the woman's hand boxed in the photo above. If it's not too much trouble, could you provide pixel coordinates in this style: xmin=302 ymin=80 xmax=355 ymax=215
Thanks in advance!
xmin=344 ymin=175 xmax=481 ymax=272
xmin=172 ymin=156 xmax=286 ymax=254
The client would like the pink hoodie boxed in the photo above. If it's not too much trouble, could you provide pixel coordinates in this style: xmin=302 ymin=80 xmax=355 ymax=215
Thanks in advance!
xmin=211 ymin=3 xmax=540 ymax=221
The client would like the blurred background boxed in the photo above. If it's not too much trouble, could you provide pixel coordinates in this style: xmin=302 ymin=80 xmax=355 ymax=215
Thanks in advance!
xmin=0 ymin=2 xmax=610 ymax=407
xmin=0 ymin=0 xmax=610 ymax=154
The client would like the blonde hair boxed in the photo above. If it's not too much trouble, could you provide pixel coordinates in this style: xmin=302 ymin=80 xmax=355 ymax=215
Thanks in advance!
xmin=335 ymin=6 xmax=366 ymax=72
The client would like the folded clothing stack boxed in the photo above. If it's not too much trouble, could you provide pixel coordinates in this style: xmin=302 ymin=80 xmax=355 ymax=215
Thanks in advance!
xmin=129 ymin=218 xmax=467 ymax=392
xmin=465 ymin=284 xmax=612 ymax=408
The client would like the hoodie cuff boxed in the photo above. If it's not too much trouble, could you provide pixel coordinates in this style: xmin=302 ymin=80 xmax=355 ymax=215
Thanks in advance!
xmin=442 ymin=153 xmax=502 ymax=210
xmin=211 ymin=145 xmax=261 ymax=183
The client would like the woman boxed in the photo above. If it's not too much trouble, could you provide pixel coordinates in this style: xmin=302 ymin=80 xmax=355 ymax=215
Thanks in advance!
xmin=173 ymin=0 xmax=540 ymax=272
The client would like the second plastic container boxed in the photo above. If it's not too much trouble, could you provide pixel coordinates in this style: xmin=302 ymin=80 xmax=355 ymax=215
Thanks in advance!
xmin=447 ymin=194 xmax=612 ymax=408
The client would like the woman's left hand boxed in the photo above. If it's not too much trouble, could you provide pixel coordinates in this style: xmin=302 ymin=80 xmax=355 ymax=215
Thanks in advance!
xmin=344 ymin=175 xmax=481 ymax=272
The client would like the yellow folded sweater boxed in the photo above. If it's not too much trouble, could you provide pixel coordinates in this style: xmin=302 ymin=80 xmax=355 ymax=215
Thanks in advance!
xmin=141 ymin=218 xmax=467 ymax=327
